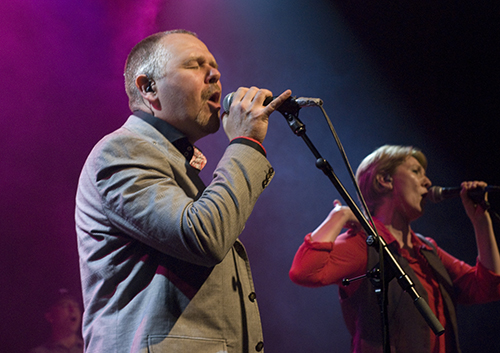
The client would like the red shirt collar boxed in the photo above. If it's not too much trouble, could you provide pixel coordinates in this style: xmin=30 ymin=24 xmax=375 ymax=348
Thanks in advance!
xmin=371 ymin=218 xmax=434 ymax=253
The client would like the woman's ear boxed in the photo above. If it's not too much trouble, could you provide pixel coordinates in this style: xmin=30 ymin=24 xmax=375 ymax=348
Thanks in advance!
xmin=376 ymin=174 xmax=393 ymax=191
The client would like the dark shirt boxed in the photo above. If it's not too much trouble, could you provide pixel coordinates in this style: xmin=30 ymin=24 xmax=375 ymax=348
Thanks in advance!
xmin=133 ymin=110 xmax=266 ymax=159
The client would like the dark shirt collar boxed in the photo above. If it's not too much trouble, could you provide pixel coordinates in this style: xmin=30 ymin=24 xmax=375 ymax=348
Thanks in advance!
xmin=133 ymin=110 xmax=195 ymax=161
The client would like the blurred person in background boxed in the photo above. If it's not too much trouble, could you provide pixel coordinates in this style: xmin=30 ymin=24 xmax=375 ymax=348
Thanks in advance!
xmin=29 ymin=289 xmax=83 ymax=353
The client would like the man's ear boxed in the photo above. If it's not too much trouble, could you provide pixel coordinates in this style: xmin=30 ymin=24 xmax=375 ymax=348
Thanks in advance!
xmin=376 ymin=174 xmax=393 ymax=191
xmin=135 ymin=74 xmax=155 ymax=99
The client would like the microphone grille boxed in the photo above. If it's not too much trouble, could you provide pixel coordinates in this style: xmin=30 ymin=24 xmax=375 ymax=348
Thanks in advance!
xmin=295 ymin=97 xmax=324 ymax=107
xmin=426 ymin=186 xmax=443 ymax=203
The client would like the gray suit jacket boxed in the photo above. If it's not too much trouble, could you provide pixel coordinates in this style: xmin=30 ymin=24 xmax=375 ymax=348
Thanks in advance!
xmin=75 ymin=115 xmax=274 ymax=352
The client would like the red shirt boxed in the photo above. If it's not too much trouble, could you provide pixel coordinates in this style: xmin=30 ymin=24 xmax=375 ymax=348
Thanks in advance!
xmin=290 ymin=218 xmax=500 ymax=352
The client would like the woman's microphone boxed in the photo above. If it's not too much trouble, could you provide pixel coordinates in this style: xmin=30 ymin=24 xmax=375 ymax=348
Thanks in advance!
xmin=427 ymin=185 xmax=500 ymax=203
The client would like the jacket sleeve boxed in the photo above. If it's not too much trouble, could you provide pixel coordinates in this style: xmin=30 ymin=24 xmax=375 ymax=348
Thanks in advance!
xmin=78 ymin=128 xmax=274 ymax=267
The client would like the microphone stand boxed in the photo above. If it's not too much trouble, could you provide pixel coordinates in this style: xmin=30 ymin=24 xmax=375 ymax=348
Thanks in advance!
xmin=278 ymin=103 xmax=444 ymax=353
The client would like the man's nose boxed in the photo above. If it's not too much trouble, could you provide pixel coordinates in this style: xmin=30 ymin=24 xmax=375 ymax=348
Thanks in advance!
xmin=206 ymin=67 xmax=221 ymax=84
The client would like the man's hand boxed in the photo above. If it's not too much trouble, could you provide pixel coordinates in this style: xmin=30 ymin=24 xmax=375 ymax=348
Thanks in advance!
xmin=222 ymin=87 xmax=292 ymax=143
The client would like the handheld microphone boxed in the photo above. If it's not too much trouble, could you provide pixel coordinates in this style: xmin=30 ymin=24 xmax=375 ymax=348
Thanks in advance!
xmin=222 ymin=92 xmax=323 ymax=114
xmin=427 ymin=185 xmax=500 ymax=203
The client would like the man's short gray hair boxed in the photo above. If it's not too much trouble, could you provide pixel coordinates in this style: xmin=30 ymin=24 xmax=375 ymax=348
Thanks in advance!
xmin=124 ymin=29 xmax=197 ymax=111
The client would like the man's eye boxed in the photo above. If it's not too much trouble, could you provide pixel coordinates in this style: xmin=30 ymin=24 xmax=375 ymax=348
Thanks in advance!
xmin=185 ymin=61 xmax=200 ymax=68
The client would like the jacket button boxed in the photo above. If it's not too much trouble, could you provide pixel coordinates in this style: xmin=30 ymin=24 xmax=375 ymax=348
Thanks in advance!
xmin=248 ymin=292 xmax=256 ymax=302
xmin=255 ymin=341 xmax=264 ymax=351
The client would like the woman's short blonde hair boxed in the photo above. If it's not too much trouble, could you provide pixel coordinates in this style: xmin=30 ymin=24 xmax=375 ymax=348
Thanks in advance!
xmin=356 ymin=145 xmax=427 ymax=214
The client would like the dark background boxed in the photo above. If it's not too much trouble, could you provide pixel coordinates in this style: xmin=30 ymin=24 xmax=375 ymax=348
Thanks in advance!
xmin=1 ymin=1 xmax=499 ymax=352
